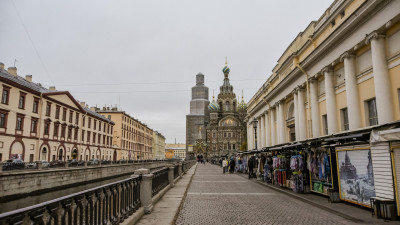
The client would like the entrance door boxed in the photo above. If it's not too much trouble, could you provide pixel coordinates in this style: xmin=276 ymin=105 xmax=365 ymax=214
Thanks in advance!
xmin=41 ymin=147 xmax=47 ymax=160
xmin=72 ymin=149 xmax=77 ymax=159
xmin=58 ymin=149 xmax=63 ymax=160
xmin=113 ymin=150 xmax=117 ymax=161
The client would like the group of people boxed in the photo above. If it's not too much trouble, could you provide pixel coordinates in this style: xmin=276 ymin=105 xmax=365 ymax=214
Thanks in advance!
xmin=221 ymin=158 xmax=236 ymax=173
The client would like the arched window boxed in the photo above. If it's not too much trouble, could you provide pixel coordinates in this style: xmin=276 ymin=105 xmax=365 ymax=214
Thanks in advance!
xmin=225 ymin=102 xmax=230 ymax=111
xmin=219 ymin=102 xmax=223 ymax=111
xmin=41 ymin=147 xmax=47 ymax=160
xmin=233 ymin=102 xmax=236 ymax=111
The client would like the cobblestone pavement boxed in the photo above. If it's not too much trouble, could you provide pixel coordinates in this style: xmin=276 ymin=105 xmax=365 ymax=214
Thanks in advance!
xmin=175 ymin=164 xmax=371 ymax=225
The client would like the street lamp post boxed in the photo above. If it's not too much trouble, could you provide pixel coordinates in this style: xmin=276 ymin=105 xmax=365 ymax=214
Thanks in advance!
xmin=253 ymin=117 xmax=258 ymax=150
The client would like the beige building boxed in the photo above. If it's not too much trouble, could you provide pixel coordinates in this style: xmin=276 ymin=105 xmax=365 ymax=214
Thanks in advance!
xmin=165 ymin=143 xmax=186 ymax=159
xmin=246 ymin=0 xmax=400 ymax=214
xmin=152 ymin=131 xmax=166 ymax=159
xmin=0 ymin=65 xmax=115 ymax=162
xmin=97 ymin=108 xmax=153 ymax=160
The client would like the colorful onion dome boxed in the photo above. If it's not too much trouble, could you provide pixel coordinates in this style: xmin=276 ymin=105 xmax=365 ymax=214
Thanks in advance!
xmin=208 ymin=96 xmax=219 ymax=112
xmin=222 ymin=66 xmax=230 ymax=74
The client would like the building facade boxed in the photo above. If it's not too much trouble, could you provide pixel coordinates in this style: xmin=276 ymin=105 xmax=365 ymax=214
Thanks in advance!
xmin=0 ymin=64 xmax=115 ymax=162
xmin=186 ymin=73 xmax=210 ymax=155
xmin=205 ymin=63 xmax=247 ymax=157
xmin=153 ymin=131 xmax=166 ymax=159
xmin=97 ymin=108 xmax=153 ymax=160
xmin=165 ymin=143 xmax=186 ymax=159
xmin=246 ymin=0 xmax=400 ymax=215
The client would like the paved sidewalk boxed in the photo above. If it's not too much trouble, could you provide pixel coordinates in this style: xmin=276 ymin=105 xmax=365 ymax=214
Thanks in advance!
xmin=135 ymin=163 xmax=197 ymax=225
xmin=175 ymin=163 xmax=389 ymax=225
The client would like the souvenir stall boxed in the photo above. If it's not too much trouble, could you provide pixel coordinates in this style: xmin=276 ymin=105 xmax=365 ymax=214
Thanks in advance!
xmin=307 ymin=146 xmax=333 ymax=196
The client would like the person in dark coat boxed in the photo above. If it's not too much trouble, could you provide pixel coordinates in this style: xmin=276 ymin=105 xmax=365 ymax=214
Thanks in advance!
xmin=248 ymin=155 xmax=255 ymax=178
xmin=229 ymin=158 xmax=235 ymax=173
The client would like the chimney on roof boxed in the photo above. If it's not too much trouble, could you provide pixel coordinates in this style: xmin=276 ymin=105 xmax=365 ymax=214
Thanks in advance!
xmin=49 ymin=86 xmax=56 ymax=91
xmin=90 ymin=106 xmax=96 ymax=112
xmin=103 ymin=107 xmax=106 ymax=110
xmin=111 ymin=107 xmax=117 ymax=111
xmin=0 ymin=62 xmax=4 ymax=69
xmin=8 ymin=67 xmax=17 ymax=76
xmin=107 ymin=107 xmax=110 ymax=110
xmin=25 ymin=75 xmax=32 ymax=82
xmin=80 ymin=102 xmax=86 ymax=107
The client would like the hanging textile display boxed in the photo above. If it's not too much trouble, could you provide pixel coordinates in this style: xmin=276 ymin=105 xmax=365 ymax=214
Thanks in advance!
xmin=272 ymin=155 xmax=288 ymax=187
xmin=308 ymin=148 xmax=332 ymax=195
xmin=289 ymin=154 xmax=305 ymax=192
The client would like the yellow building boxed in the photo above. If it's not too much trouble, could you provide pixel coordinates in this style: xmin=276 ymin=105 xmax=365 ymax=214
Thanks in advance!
xmin=97 ymin=108 xmax=153 ymax=160
xmin=0 ymin=65 xmax=116 ymax=162
xmin=246 ymin=0 xmax=400 ymax=214
xmin=153 ymin=131 xmax=166 ymax=159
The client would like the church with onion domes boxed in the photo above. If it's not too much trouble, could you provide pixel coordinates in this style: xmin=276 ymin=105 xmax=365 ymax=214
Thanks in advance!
xmin=205 ymin=61 xmax=247 ymax=158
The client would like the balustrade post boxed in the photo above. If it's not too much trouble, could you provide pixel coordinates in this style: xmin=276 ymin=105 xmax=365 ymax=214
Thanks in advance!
xmin=168 ymin=166 xmax=175 ymax=188
xmin=178 ymin=162 xmax=183 ymax=176
xmin=134 ymin=168 xmax=153 ymax=214
xmin=65 ymin=161 xmax=69 ymax=168
xmin=99 ymin=160 xmax=102 ymax=166
xmin=37 ymin=161 xmax=43 ymax=170
xmin=84 ymin=161 xmax=88 ymax=167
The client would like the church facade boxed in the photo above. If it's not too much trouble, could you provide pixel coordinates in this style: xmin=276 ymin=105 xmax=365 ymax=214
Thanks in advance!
xmin=205 ymin=63 xmax=247 ymax=157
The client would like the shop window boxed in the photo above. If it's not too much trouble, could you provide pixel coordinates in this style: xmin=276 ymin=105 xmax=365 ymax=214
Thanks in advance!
xmin=322 ymin=115 xmax=328 ymax=135
xmin=1 ymin=86 xmax=10 ymax=104
xmin=366 ymin=98 xmax=378 ymax=126
xmin=46 ymin=102 xmax=51 ymax=116
xmin=340 ymin=108 xmax=349 ymax=131
xmin=18 ymin=92 xmax=26 ymax=109
xmin=55 ymin=106 xmax=60 ymax=119
xmin=0 ymin=110 xmax=8 ymax=128
xmin=33 ymin=98 xmax=39 ymax=113
xmin=16 ymin=114 xmax=24 ymax=131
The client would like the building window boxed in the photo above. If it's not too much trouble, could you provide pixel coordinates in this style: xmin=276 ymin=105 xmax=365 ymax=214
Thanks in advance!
xmin=366 ymin=98 xmax=378 ymax=126
xmin=82 ymin=117 xmax=86 ymax=127
xmin=33 ymin=98 xmax=39 ymax=113
xmin=75 ymin=113 xmax=79 ymax=125
xmin=46 ymin=102 xmax=51 ymax=116
xmin=322 ymin=115 xmax=328 ymax=135
xmin=54 ymin=123 xmax=59 ymax=137
xmin=341 ymin=108 xmax=349 ymax=131
xmin=94 ymin=120 xmax=97 ymax=130
xmin=74 ymin=128 xmax=78 ymax=140
xmin=93 ymin=132 xmax=96 ymax=144
xmin=88 ymin=118 xmax=91 ymax=129
xmin=31 ymin=118 xmax=38 ymax=133
xmin=18 ymin=92 xmax=26 ymax=109
xmin=108 ymin=115 xmax=111 ymax=120
xmin=1 ymin=86 xmax=10 ymax=104
xmin=62 ymin=108 xmax=67 ymax=121
xmin=87 ymin=131 xmax=91 ymax=142
xmin=99 ymin=122 xmax=101 ymax=131
xmin=81 ymin=130 xmax=85 ymax=141
xmin=61 ymin=125 xmax=66 ymax=138
xmin=225 ymin=102 xmax=230 ymax=111
xmin=69 ymin=111 xmax=73 ymax=123
xmin=0 ymin=110 xmax=8 ymax=128
xmin=55 ymin=106 xmax=60 ymax=119
xmin=44 ymin=120 xmax=50 ymax=135
xmin=16 ymin=114 xmax=24 ymax=131
xmin=68 ymin=127 xmax=72 ymax=139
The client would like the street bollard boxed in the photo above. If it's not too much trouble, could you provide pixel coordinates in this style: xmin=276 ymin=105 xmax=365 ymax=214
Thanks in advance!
xmin=168 ymin=166 xmax=175 ymax=188
xmin=134 ymin=168 xmax=153 ymax=214
xmin=84 ymin=161 xmax=88 ymax=167
xmin=37 ymin=161 xmax=43 ymax=170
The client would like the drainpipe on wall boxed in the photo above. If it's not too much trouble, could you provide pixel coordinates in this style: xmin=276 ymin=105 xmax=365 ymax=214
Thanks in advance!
xmin=296 ymin=64 xmax=312 ymax=138
xmin=36 ymin=92 xmax=43 ymax=161
xmin=81 ymin=111 xmax=88 ymax=160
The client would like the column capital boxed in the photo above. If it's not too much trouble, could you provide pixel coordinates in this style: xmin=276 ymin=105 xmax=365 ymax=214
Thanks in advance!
xmin=321 ymin=66 xmax=334 ymax=75
xmin=292 ymin=88 xmax=298 ymax=95
xmin=340 ymin=51 xmax=355 ymax=62
xmin=297 ymin=84 xmax=305 ymax=91
xmin=365 ymin=32 xmax=385 ymax=44
xmin=264 ymin=109 xmax=269 ymax=115
xmin=308 ymin=75 xmax=318 ymax=83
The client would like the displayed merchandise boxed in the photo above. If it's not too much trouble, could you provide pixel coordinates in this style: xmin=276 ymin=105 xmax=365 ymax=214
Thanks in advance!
xmin=308 ymin=148 xmax=332 ymax=195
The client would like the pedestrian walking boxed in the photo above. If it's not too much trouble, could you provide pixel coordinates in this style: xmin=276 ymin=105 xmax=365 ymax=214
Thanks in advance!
xmin=248 ymin=155 xmax=255 ymax=179
xmin=229 ymin=158 xmax=235 ymax=173
xmin=222 ymin=158 xmax=227 ymax=173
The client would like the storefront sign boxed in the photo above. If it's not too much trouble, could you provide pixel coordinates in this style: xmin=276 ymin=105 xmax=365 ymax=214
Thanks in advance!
xmin=336 ymin=148 xmax=375 ymax=207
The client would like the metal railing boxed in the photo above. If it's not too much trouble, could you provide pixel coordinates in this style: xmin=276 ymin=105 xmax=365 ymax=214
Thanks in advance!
xmin=151 ymin=167 xmax=169 ymax=197
xmin=0 ymin=175 xmax=141 ymax=225
xmin=173 ymin=165 xmax=179 ymax=179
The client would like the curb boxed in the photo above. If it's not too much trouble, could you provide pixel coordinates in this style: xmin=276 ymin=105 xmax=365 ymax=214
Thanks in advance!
xmin=171 ymin=163 xmax=198 ymax=225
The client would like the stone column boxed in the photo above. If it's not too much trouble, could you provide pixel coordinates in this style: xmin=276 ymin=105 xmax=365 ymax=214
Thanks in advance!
xmin=265 ymin=110 xmax=271 ymax=147
xmin=341 ymin=52 xmax=361 ymax=130
xmin=293 ymin=90 xmax=299 ymax=141
xmin=271 ymin=107 xmax=276 ymax=146
xmin=168 ymin=166 xmax=175 ymax=188
xmin=297 ymin=86 xmax=307 ymax=140
xmin=260 ymin=114 xmax=265 ymax=148
xmin=309 ymin=77 xmax=320 ymax=138
xmin=134 ymin=168 xmax=153 ymax=214
xmin=366 ymin=32 xmax=394 ymax=124
xmin=323 ymin=66 xmax=338 ymax=134
xmin=278 ymin=101 xmax=286 ymax=144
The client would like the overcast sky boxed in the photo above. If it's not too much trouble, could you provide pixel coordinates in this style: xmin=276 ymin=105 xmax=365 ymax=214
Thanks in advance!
xmin=0 ymin=0 xmax=332 ymax=144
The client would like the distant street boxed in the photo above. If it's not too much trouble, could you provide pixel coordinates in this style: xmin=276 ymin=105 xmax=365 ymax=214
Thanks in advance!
xmin=176 ymin=164 xmax=368 ymax=225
